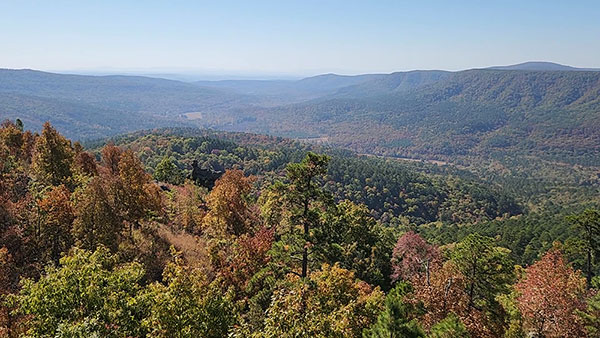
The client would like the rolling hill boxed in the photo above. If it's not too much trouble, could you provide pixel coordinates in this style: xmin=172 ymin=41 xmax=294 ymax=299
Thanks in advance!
xmin=200 ymin=69 xmax=600 ymax=166
xmin=0 ymin=69 xmax=255 ymax=138
xmin=93 ymin=127 xmax=522 ymax=225
xmin=1 ymin=64 xmax=599 ymax=169
xmin=488 ymin=61 xmax=600 ymax=71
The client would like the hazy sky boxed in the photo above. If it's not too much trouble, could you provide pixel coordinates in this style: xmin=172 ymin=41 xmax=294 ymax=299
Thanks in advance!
xmin=1 ymin=0 xmax=599 ymax=76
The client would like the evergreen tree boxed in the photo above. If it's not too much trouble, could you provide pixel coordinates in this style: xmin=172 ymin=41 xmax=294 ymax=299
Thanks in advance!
xmin=286 ymin=152 xmax=330 ymax=278
xmin=363 ymin=282 xmax=425 ymax=338
xmin=428 ymin=313 xmax=469 ymax=338
xmin=153 ymin=156 xmax=182 ymax=184
xmin=568 ymin=209 xmax=600 ymax=287
xmin=451 ymin=234 xmax=514 ymax=311
xmin=580 ymin=276 xmax=600 ymax=337
xmin=266 ymin=152 xmax=331 ymax=278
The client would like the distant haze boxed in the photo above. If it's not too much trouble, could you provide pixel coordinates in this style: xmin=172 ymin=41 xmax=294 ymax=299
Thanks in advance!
xmin=1 ymin=1 xmax=600 ymax=77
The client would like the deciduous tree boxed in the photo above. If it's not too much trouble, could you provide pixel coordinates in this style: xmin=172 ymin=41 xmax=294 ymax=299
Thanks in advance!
xmin=72 ymin=177 xmax=121 ymax=251
xmin=391 ymin=231 xmax=440 ymax=284
xmin=515 ymin=248 xmax=587 ymax=337
xmin=261 ymin=263 xmax=384 ymax=337
xmin=12 ymin=247 xmax=147 ymax=337
xmin=140 ymin=255 xmax=235 ymax=338
xmin=35 ymin=185 xmax=74 ymax=264
xmin=31 ymin=122 xmax=74 ymax=187
xmin=153 ymin=156 xmax=182 ymax=184
xmin=204 ymin=169 xmax=257 ymax=237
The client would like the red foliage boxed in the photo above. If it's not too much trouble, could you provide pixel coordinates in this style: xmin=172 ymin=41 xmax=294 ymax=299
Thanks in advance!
xmin=219 ymin=226 xmax=274 ymax=296
xmin=391 ymin=231 xmax=441 ymax=283
xmin=515 ymin=248 xmax=587 ymax=337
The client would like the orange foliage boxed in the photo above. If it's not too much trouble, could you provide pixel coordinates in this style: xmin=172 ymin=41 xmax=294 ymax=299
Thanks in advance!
xmin=411 ymin=260 xmax=497 ymax=337
xmin=204 ymin=169 xmax=258 ymax=237
xmin=219 ymin=227 xmax=274 ymax=296
xmin=515 ymin=248 xmax=587 ymax=337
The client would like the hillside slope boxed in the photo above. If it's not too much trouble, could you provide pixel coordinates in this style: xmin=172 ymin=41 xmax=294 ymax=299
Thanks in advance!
xmin=209 ymin=70 xmax=600 ymax=165
xmin=95 ymin=128 xmax=521 ymax=225
xmin=0 ymin=69 xmax=255 ymax=138
xmin=2 ymin=66 xmax=599 ymax=166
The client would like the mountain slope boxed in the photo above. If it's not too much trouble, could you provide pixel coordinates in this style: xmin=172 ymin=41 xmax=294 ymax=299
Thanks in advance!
xmin=96 ymin=127 xmax=521 ymax=224
xmin=193 ymin=71 xmax=450 ymax=103
xmin=331 ymin=70 xmax=451 ymax=98
xmin=194 ymin=73 xmax=383 ymax=103
xmin=488 ymin=61 xmax=599 ymax=71
xmin=203 ymin=69 xmax=600 ymax=164
xmin=3 ymin=66 xmax=599 ymax=164
xmin=0 ymin=68 xmax=253 ymax=114
xmin=0 ymin=68 xmax=258 ymax=139
xmin=0 ymin=92 xmax=192 ymax=140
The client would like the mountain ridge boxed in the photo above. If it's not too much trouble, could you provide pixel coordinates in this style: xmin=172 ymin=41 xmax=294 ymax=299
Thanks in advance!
xmin=1 ymin=64 xmax=599 ymax=167
xmin=487 ymin=61 xmax=600 ymax=72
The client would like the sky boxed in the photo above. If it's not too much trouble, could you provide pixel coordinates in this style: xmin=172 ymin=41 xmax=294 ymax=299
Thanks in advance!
xmin=1 ymin=0 xmax=599 ymax=78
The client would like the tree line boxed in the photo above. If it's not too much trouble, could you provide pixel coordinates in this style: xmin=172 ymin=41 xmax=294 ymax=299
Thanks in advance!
xmin=1 ymin=121 xmax=599 ymax=337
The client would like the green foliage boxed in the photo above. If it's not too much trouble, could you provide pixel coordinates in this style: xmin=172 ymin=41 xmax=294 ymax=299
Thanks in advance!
xmin=3 ymin=122 xmax=600 ymax=337
xmin=568 ymin=209 xmax=600 ymax=286
xmin=450 ymin=234 xmax=514 ymax=318
xmin=140 ymin=257 xmax=235 ymax=338
xmin=422 ymin=207 xmax=600 ymax=271
xmin=269 ymin=152 xmax=332 ymax=277
xmin=32 ymin=122 xmax=74 ymax=187
xmin=260 ymin=264 xmax=385 ymax=338
xmin=12 ymin=247 xmax=147 ymax=338
xmin=363 ymin=282 xmax=425 ymax=338
xmin=428 ymin=313 xmax=469 ymax=338
xmin=580 ymin=276 xmax=600 ymax=336
xmin=235 ymin=70 xmax=600 ymax=167
xmin=496 ymin=286 xmax=526 ymax=338
xmin=153 ymin=156 xmax=183 ymax=184
xmin=318 ymin=200 xmax=397 ymax=289
xmin=96 ymin=128 xmax=521 ymax=225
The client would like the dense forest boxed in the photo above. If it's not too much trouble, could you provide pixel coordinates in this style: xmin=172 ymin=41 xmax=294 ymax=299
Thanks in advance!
xmin=2 ymin=120 xmax=600 ymax=337
xmin=226 ymin=70 xmax=600 ymax=166
xmin=94 ymin=128 xmax=521 ymax=225
xmin=2 ymin=68 xmax=600 ymax=170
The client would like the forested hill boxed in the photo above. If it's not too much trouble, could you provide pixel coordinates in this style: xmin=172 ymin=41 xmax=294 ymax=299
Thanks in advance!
xmin=2 ymin=66 xmax=600 ymax=168
xmin=487 ymin=61 xmax=600 ymax=71
xmin=194 ymin=70 xmax=451 ymax=102
xmin=94 ymin=127 xmax=521 ymax=225
xmin=2 ymin=121 xmax=600 ymax=337
xmin=0 ymin=68 xmax=254 ymax=138
xmin=222 ymin=69 xmax=600 ymax=165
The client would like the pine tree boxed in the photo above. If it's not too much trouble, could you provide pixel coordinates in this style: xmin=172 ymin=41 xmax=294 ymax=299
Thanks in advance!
xmin=153 ymin=156 xmax=182 ymax=184
xmin=428 ymin=313 xmax=469 ymax=338
xmin=364 ymin=282 xmax=425 ymax=338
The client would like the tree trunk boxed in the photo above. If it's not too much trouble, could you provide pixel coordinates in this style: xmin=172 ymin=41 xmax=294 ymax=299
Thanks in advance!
xmin=301 ymin=200 xmax=309 ymax=278
xmin=586 ymin=248 xmax=592 ymax=288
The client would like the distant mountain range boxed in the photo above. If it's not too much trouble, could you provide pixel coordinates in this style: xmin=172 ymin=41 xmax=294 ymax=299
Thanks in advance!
xmin=1 ymin=62 xmax=599 ymax=165
xmin=487 ymin=61 xmax=600 ymax=72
